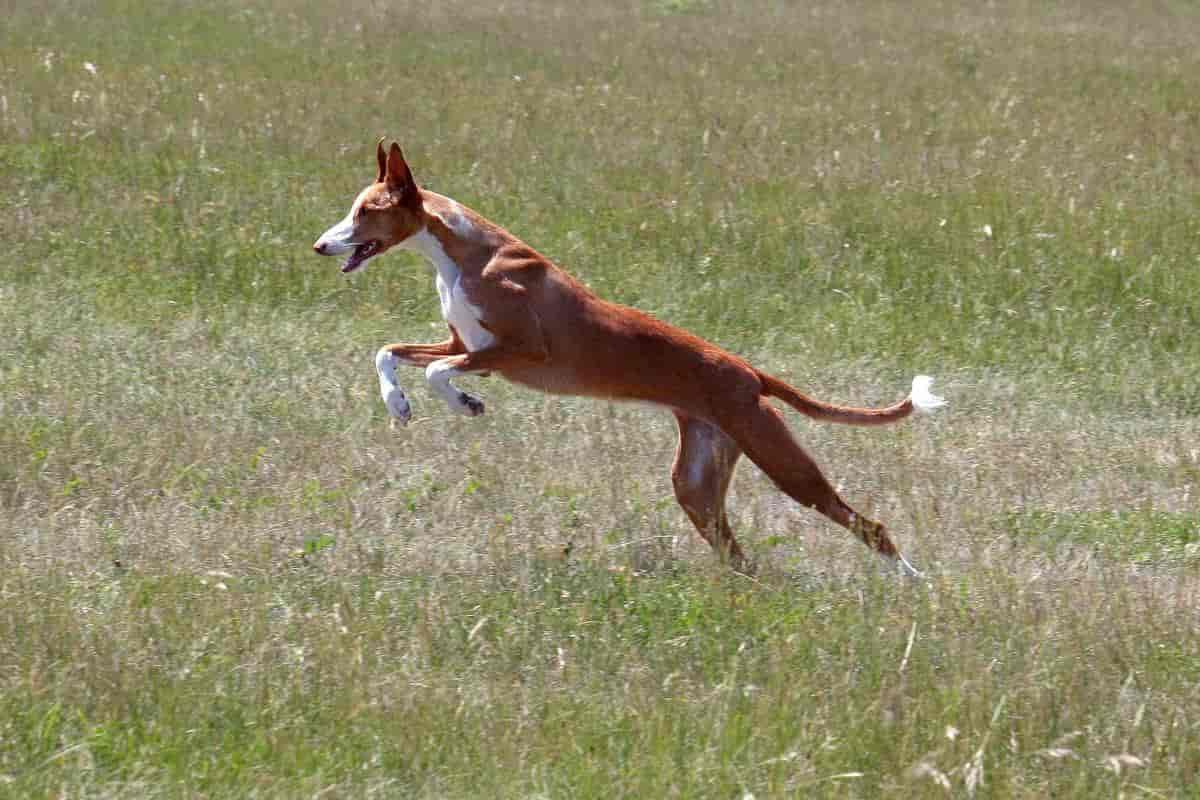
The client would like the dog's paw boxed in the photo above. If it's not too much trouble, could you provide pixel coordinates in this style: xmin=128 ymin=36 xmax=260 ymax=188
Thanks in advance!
xmin=455 ymin=391 xmax=485 ymax=417
xmin=383 ymin=386 xmax=412 ymax=425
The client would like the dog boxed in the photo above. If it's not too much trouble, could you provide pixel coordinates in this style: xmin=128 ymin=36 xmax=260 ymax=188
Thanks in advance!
xmin=314 ymin=139 xmax=945 ymax=574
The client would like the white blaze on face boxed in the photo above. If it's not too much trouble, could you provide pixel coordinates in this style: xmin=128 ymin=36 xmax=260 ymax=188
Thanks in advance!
xmin=314 ymin=186 xmax=371 ymax=254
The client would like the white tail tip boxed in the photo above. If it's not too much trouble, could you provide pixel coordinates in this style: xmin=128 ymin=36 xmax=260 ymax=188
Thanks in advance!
xmin=910 ymin=375 xmax=947 ymax=413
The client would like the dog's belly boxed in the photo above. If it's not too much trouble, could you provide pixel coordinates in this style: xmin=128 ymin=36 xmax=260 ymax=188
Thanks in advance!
xmin=497 ymin=310 xmax=757 ymax=419
xmin=499 ymin=363 xmax=593 ymax=397
xmin=498 ymin=359 xmax=709 ymax=412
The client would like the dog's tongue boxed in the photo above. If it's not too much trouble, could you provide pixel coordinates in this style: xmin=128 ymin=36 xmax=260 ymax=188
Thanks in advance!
xmin=342 ymin=244 xmax=369 ymax=273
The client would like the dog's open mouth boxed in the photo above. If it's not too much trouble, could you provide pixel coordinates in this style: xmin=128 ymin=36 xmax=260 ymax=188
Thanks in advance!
xmin=341 ymin=240 xmax=380 ymax=274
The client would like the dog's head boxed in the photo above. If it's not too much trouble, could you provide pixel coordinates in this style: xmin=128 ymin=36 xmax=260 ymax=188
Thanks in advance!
xmin=313 ymin=139 xmax=426 ymax=273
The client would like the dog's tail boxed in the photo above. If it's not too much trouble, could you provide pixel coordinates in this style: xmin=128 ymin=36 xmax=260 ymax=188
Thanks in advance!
xmin=759 ymin=372 xmax=946 ymax=426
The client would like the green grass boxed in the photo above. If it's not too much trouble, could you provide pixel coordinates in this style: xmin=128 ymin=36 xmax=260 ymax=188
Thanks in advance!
xmin=1008 ymin=510 xmax=1200 ymax=565
xmin=3 ymin=0 xmax=1200 ymax=796
xmin=6 ymin=566 xmax=1200 ymax=797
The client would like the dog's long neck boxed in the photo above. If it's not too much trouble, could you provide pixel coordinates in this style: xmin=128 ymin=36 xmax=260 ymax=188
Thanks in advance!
xmin=404 ymin=192 xmax=505 ymax=279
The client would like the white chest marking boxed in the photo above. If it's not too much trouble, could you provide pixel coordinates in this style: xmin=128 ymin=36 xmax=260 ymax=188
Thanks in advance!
xmin=404 ymin=228 xmax=496 ymax=352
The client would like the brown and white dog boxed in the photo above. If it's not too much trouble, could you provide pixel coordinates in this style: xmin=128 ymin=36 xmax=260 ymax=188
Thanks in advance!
xmin=314 ymin=139 xmax=945 ymax=575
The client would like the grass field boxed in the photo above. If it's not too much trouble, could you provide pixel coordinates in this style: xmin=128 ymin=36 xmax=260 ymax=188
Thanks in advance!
xmin=3 ymin=0 xmax=1200 ymax=796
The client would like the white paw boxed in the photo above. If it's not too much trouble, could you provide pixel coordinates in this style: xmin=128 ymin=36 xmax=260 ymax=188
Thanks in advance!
xmin=383 ymin=385 xmax=412 ymax=424
xmin=375 ymin=348 xmax=411 ymax=424
xmin=454 ymin=391 xmax=485 ymax=417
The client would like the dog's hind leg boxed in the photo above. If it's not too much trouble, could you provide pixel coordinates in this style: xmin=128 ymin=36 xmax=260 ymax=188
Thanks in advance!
xmin=671 ymin=413 xmax=748 ymax=571
xmin=717 ymin=397 xmax=920 ymax=576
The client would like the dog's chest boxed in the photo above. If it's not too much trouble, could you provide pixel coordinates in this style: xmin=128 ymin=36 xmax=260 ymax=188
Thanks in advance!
xmin=436 ymin=271 xmax=495 ymax=351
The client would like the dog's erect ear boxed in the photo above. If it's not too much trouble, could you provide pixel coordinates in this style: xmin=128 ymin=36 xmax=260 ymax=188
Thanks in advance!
xmin=384 ymin=142 xmax=417 ymax=195
xmin=375 ymin=137 xmax=387 ymax=183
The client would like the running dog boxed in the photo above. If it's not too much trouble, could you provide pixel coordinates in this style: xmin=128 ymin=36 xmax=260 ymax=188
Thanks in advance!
xmin=314 ymin=139 xmax=945 ymax=574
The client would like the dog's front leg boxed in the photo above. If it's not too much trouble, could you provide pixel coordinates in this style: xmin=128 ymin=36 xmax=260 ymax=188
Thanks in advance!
xmin=375 ymin=348 xmax=414 ymax=424
xmin=375 ymin=335 xmax=465 ymax=425
xmin=425 ymin=344 xmax=548 ymax=417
